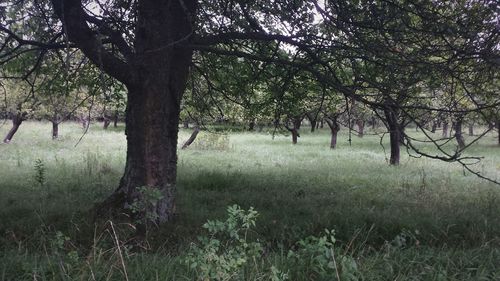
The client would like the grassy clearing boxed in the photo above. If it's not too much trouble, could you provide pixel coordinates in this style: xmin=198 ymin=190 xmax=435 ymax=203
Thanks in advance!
xmin=0 ymin=121 xmax=499 ymax=280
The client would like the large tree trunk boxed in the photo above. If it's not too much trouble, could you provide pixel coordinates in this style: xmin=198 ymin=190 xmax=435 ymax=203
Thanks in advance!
xmin=325 ymin=117 xmax=340 ymax=149
xmin=98 ymin=0 xmax=194 ymax=226
xmin=3 ymin=112 xmax=26 ymax=143
xmin=105 ymin=81 xmax=189 ymax=225
xmin=181 ymin=126 xmax=200 ymax=149
xmin=384 ymin=108 xmax=400 ymax=165
xmin=454 ymin=116 xmax=465 ymax=150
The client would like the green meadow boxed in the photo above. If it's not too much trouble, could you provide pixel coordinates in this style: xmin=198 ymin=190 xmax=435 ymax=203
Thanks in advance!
xmin=0 ymin=121 xmax=499 ymax=280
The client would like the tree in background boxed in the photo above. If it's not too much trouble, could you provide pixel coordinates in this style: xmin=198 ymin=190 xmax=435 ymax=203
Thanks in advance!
xmin=1 ymin=0 xmax=498 ymax=229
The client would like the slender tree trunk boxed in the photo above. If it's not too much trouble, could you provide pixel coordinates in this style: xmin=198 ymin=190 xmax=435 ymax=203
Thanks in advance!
xmin=371 ymin=116 xmax=376 ymax=130
xmin=3 ymin=112 xmax=25 ymax=143
xmin=384 ymin=108 xmax=400 ymax=165
xmin=442 ymin=122 xmax=449 ymax=138
xmin=103 ymin=116 xmax=111 ymax=129
xmin=497 ymin=119 xmax=500 ymax=145
xmin=431 ymin=121 xmax=437 ymax=133
xmin=291 ymin=129 xmax=298 ymax=144
xmin=181 ymin=126 xmax=200 ymax=149
xmin=52 ymin=120 xmax=59 ymax=139
xmin=305 ymin=112 xmax=316 ymax=132
xmin=99 ymin=0 xmax=194 ymax=226
xmin=285 ymin=116 xmax=303 ymax=144
xmin=113 ymin=111 xmax=119 ymax=127
xmin=454 ymin=117 xmax=465 ymax=150
xmin=325 ymin=117 xmax=340 ymax=149
xmin=248 ymin=120 xmax=255 ymax=131
xmin=319 ymin=119 xmax=324 ymax=129
xmin=468 ymin=124 xmax=474 ymax=136
xmin=310 ymin=120 xmax=316 ymax=132
xmin=356 ymin=119 xmax=364 ymax=137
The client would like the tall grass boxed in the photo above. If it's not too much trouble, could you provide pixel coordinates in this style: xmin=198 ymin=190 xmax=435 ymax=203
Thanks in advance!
xmin=0 ymin=121 xmax=499 ymax=280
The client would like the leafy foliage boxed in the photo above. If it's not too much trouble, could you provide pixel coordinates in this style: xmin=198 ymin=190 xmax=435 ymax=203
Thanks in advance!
xmin=185 ymin=205 xmax=262 ymax=280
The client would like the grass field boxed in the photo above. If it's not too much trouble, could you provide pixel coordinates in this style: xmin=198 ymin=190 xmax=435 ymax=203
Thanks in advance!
xmin=0 ymin=121 xmax=499 ymax=280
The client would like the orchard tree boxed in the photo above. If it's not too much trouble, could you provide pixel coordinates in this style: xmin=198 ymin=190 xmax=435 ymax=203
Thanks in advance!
xmin=35 ymin=50 xmax=98 ymax=138
xmin=1 ymin=79 xmax=36 ymax=143
xmin=1 ymin=0 xmax=499 ymax=228
xmin=322 ymin=93 xmax=346 ymax=149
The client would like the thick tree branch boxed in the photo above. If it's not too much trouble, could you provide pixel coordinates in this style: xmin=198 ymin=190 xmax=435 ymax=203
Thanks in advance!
xmin=51 ymin=0 xmax=132 ymax=84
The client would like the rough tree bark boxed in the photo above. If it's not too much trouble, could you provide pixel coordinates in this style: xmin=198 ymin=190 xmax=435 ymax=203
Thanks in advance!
xmin=384 ymin=108 xmax=400 ymax=165
xmin=111 ymin=4 xmax=193 ymax=224
xmin=52 ymin=0 xmax=196 ymax=225
xmin=3 ymin=111 xmax=26 ymax=143
xmin=325 ymin=116 xmax=340 ymax=149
